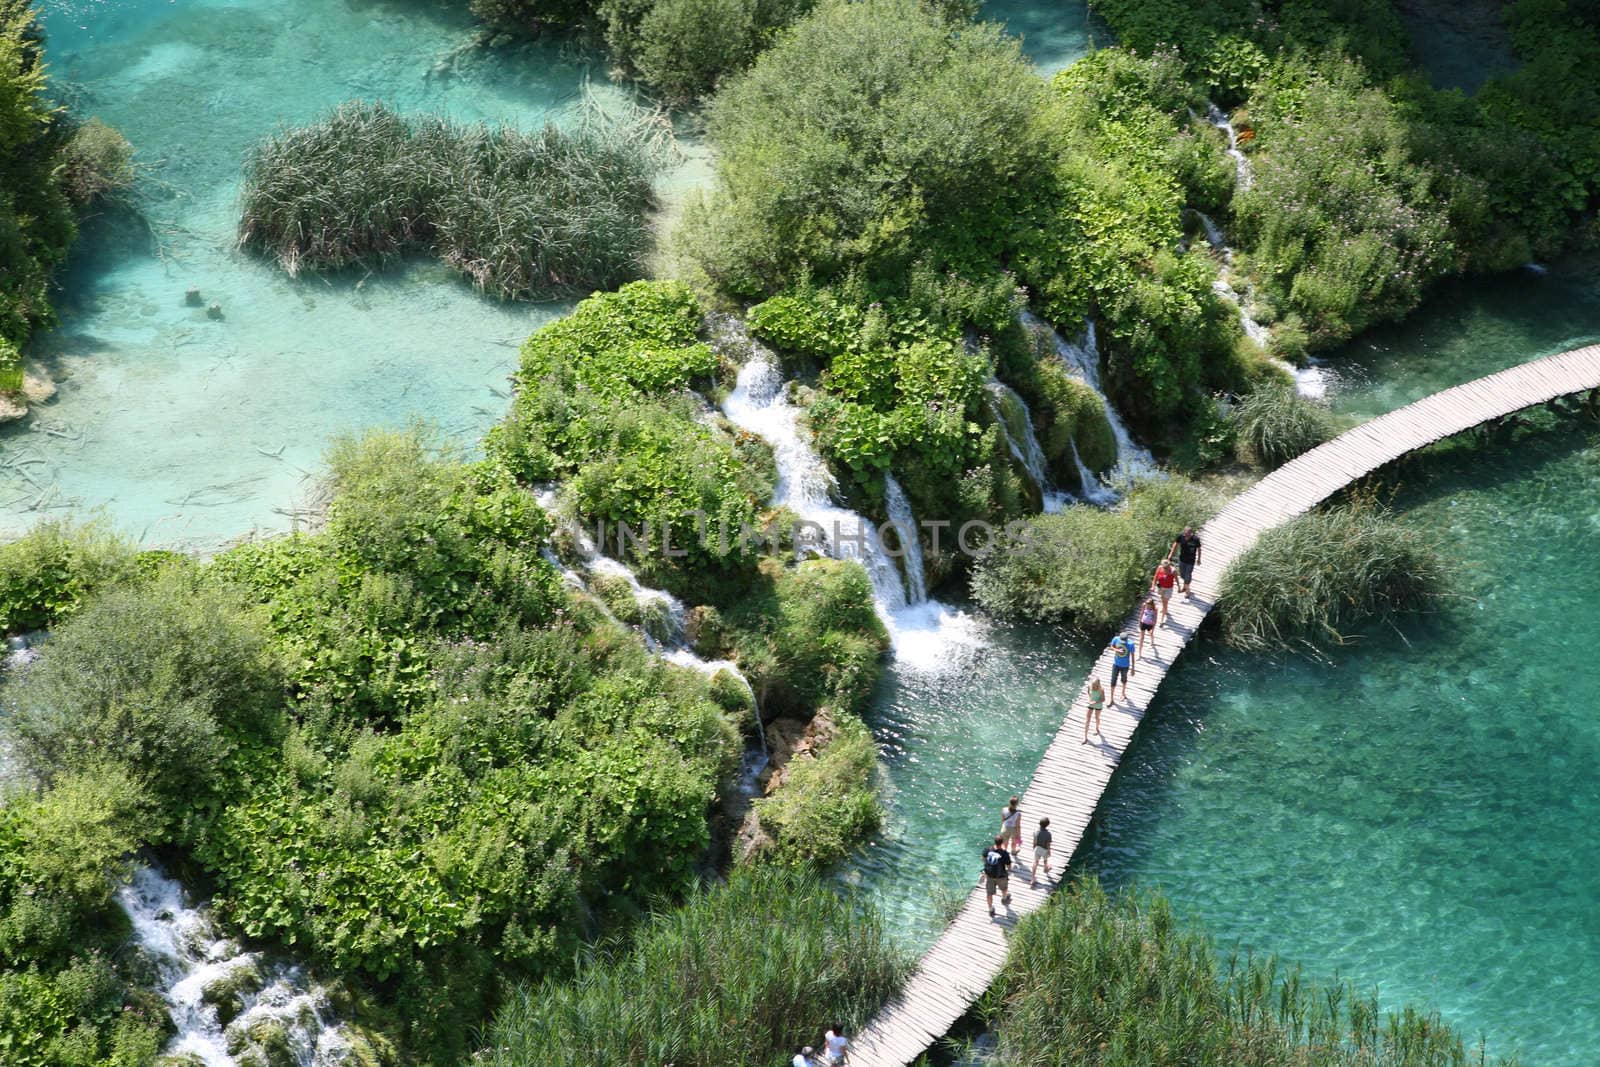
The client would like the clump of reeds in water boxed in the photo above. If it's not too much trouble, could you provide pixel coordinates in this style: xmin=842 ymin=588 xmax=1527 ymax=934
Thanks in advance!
xmin=1219 ymin=500 xmax=1447 ymax=652
xmin=238 ymin=98 xmax=670 ymax=299
xmin=478 ymin=866 xmax=908 ymax=1066
xmin=992 ymin=876 xmax=1512 ymax=1066
xmin=1233 ymin=383 xmax=1339 ymax=468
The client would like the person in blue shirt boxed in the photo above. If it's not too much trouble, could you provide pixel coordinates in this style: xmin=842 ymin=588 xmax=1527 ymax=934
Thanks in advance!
xmin=1109 ymin=631 xmax=1135 ymax=703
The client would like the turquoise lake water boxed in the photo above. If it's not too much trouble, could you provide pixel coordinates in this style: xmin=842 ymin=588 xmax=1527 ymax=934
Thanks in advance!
xmin=857 ymin=259 xmax=1600 ymax=1063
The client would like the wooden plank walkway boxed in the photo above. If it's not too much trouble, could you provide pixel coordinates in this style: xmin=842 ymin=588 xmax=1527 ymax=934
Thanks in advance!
xmin=848 ymin=345 xmax=1600 ymax=1067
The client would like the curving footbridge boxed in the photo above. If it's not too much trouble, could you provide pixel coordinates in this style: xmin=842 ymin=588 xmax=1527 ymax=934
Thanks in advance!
xmin=849 ymin=344 xmax=1600 ymax=1066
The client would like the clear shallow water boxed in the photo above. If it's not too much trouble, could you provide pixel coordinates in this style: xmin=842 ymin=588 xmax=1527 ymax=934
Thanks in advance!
xmin=981 ymin=0 xmax=1099 ymax=76
xmin=5 ymin=0 xmax=665 ymax=548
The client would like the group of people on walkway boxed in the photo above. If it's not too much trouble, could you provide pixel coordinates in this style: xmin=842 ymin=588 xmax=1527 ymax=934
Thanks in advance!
xmin=984 ymin=527 xmax=1204 ymax=916
xmin=982 ymin=796 xmax=1054 ymax=916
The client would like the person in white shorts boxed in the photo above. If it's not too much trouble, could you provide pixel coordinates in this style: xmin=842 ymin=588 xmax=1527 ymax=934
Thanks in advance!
xmin=999 ymin=795 xmax=1023 ymax=853
xmin=1030 ymin=817 xmax=1053 ymax=884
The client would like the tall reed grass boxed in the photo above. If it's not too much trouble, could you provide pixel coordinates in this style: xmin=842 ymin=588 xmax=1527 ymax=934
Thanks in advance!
xmin=1218 ymin=502 xmax=1445 ymax=651
xmin=1233 ymin=384 xmax=1339 ymax=468
xmin=477 ymin=866 xmax=907 ymax=1066
xmin=993 ymin=877 xmax=1510 ymax=1066
xmin=238 ymin=98 xmax=669 ymax=299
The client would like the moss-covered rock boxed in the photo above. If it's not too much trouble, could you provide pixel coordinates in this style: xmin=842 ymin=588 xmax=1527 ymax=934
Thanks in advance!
xmin=202 ymin=959 xmax=263 ymax=1027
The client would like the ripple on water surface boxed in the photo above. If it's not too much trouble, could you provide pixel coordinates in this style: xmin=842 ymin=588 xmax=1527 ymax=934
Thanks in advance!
xmin=8 ymin=0 xmax=662 ymax=547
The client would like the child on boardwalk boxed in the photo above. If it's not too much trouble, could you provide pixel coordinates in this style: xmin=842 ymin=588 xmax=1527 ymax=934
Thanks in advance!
xmin=1030 ymin=817 xmax=1053 ymax=884
xmin=1137 ymin=596 xmax=1158 ymax=659
xmin=1109 ymin=632 xmax=1134 ymax=703
xmin=1000 ymin=796 xmax=1023 ymax=853
xmin=982 ymin=835 xmax=1012 ymax=916
xmin=1085 ymin=678 xmax=1105 ymax=742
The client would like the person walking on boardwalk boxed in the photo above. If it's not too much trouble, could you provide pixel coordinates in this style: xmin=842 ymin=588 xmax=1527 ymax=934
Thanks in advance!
xmin=1030 ymin=817 xmax=1053 ymax=884
xmin=792 ymin=1045 xmax=816 ymax=1067
xmin=823 ymin=1023 xmax=850 ymax=1065
xmin=1109 ymin=631 xmax=1135 ymax=703
xmin=1137 ymin=596 xmax=1158 ymax=660
xmin=1171 ymin=526 xmax=1203 ymax=597
xmin=1000 ymin=796 xmax=1023 ymax=854
xmin=982 ymin=834 xmax=1013 ymax=916
xmin=1085 ymin=678 xmax=1105 ymax=742
xmin=1151 ymin=560 xmax=1178 ymax=622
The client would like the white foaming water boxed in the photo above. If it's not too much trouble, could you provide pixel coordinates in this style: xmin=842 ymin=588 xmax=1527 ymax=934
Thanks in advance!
xmin=1018 ymin=311 xmax=1157 ymax=495
xmin=716 ymin=322 xmax=982 ymax=670
xmin=1206 ymin=103 xmax=1254 ymax=191
xmin=985 ymin=380 xmax=1067 ymax=513
xmin=117 ymin=864 xmax=349 ymax=1066
xmin=1192 ymin=211 xmax=1331 ymax=401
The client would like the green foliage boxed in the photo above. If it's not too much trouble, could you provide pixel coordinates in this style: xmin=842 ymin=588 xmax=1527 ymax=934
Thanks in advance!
xmin=1218 ymin=502 xmax=1445 ymax=651
xmin=479 ymin=866 xmax=908 ymax=1065
xmin=0 ymin=767 xmax=166 ymax=1066
xmin=682 ymin=0 xmax=1051 ymax=295
xmin=971 ymin=478 xmax=1219 ymax=631
xmin=0 ymin=335 xmax=21 ymax=393
xmin=632 ymin=0 xmax=766 ymax=102
xmin=993 ymin=876 xmax=1505 ymax=1066
xmin=0 ymin=1 xmax=77 ymax=351
xmin=495 ymin=287 xmax=766 ymax=581
xmin=5 ymin=571 xmax=286 ymax=823
xmin=752 ymin=714 xmax=880 ymax=866
xmin=1231 ymin=385 xmax=1338 ymax=468
xmin=238 ymin=100 xmax=664 ymax=299
xmin=0 ymin=520 xmax=142 ymax=634
xmin=1235 ymin=57 xmax=1457 ymax=348
xmin=58 ymin=117 xmax=134 ymax=206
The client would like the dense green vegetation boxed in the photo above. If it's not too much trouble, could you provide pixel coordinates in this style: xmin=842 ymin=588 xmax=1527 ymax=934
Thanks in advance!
xmin=1218 ymin=501 xmax=1445 ymax=651
xmin=988 ymin=876 xmax=1511 ymax=1065
xmin=238 ymin=100 xmax=665 ymax=299
xmin=1231 ymin=384 xmax=1339 ymax=467
xmin=481 ymin=866 xmax=906 ymax=1065
xmin=971 ymin=477 xmax=1220 ymax=631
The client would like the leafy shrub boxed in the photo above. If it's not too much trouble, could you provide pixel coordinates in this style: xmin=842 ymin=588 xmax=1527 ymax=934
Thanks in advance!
xmin=1231 ymin=385 xmax=1337 ymax=468
xmin=1218 ymin=503 xmax=1445 ymax=651
xmin=993 ymin=876 xmax=1509 ymax=1066
xmin=58 ymin=117 xmax=134 ymax=205
xmin=238 ymin=100 xmax=664 ymax=299
xmin=0 ymin=520 xmax=141 ymax=634
xmin=681 ymin=0 xmax=1051 ymax=295
xmin=971 ymin=477 xmax=1219 ymax=631
xmin=0 ymin=2 xmax=77 ymax=352
xmin=517 ymin=280 xmax=715 ymax=398
xmin=479 ymin=866 xmax=907 ymax=1066
xmin=752 ymin=715 xmax=880 ymax=866
xmin=5 ymin=572 xmax=286 ymax=820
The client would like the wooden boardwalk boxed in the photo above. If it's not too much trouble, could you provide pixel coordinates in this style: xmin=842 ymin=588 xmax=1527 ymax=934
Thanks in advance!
xmin=848 ymin=345 xmax=1600 ymax=1067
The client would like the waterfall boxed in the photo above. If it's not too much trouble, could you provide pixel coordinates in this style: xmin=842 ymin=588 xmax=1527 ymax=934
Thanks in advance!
xmin=1206 ymin=103 xmax=1253 ymax=192
xmin=882 ymin=474 xmax=928 ymax=601
xmin=117 ymin=864 xmax=349 ymax=1066
xmin=715 ymin=319 xmax=981 ymax=670
xmin=985 ymin=380 xmax=1068 ymax=513
xmin=1019 ymin=311 xmax=1156 ymax=492
xmin=1190 ymin=210 xmax=1331 ymax=400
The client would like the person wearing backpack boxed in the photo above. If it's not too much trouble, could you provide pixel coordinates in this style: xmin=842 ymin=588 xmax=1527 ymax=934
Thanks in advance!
xmin=982 ymin=835 xmax=1012 ymax=917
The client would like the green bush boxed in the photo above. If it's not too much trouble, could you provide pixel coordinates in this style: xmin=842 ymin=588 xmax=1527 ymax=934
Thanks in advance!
xmin=0 ymin=520 xmax=142 ymax=634
xmin=238 ymin=100 xmax=664 ymax=299
xmin=58 ymin=117 xmax=135 ymax=206
xmin=517 ymin=280 xmax=715 ymax=398
xmin=992 ymin=876 xmax=1510 ymax=1066
xmin=1218 ymin=503 xmax=1445 ymax=651
xmin=751 ymin=714 xmax=881 ymax=866
xmin=971 ymin=477 xmax=1219 ymax=631
xmin=681 ymin=0 xmax=1051 ymax=295
xmin=479 ymin=866 xmax=907 ymax=1066
xmin=5 ymin=572 xmax=286 ymax=820
xmin=1231 ymin=385 xmax=1337 ymax=468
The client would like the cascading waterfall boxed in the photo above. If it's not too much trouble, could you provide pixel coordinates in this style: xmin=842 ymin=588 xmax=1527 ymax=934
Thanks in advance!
xmin=714 ymin=318 xmax=981 ymax=670
xmin=1018 ymin=311 xmax=1156 ymax=497
xmin=1206 ymin=103 xmax=1253 ymax=191
xmin=1188 ymin=209 xmax=1330 ymax=400
xmin=985 ymin=380 xmax=1069 ymax=513
xmin=117 ymin=865 xmax=349 ymax=1066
